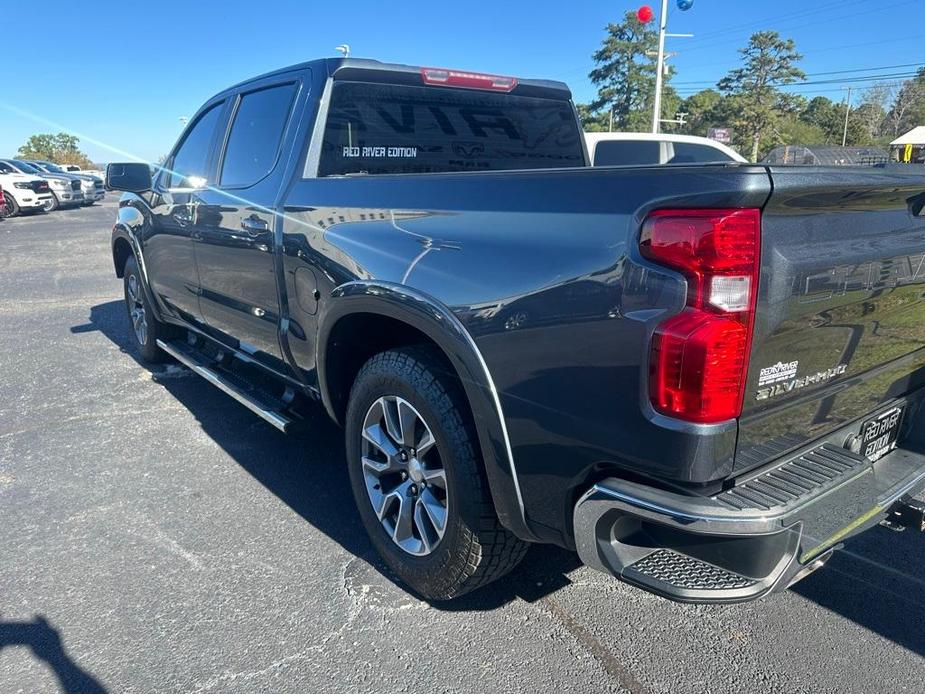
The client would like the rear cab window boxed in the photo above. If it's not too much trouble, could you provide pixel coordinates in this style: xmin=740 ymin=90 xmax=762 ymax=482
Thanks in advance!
xmin=315 ymin=81 xmax=585 ymax=176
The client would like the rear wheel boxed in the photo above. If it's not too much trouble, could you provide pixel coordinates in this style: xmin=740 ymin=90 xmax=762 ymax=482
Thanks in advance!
xmin=345 ymin=346 xmax=528 ymax=600
xmin=122 ymin=256 xmax=178 ymax=363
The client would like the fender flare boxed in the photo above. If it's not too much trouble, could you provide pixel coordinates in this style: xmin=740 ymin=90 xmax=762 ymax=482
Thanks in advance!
xmin=110 ymin=203 xmax=166 ymax=325
xmin=317 ymin=281 xmax=537 ymax=542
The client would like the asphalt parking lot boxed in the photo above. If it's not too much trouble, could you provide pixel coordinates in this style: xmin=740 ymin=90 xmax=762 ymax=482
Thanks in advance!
xmin=2 ymin=201 xmax=925 ymax=693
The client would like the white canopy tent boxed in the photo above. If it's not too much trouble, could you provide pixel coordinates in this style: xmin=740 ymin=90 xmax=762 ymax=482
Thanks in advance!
xmin=891 ymin=127 xmax=925 ymax=146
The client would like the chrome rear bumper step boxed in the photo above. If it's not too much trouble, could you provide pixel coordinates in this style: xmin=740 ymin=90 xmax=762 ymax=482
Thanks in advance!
xmin=156 ymin=338 xmax=293 ymax=433
xmin=574 ymin=439 xmax=925 ymax=603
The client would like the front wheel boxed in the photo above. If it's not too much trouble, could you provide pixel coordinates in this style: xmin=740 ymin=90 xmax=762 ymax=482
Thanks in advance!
xmin=345 ymin=346 xmax=528 ymax=600
xmin=2 ymin=194 xmax=20 ymax=217
xmin=43 ymin=194 xmax=59 ymax=212
xmin=122 ymin=256 xmax=177 ymax=363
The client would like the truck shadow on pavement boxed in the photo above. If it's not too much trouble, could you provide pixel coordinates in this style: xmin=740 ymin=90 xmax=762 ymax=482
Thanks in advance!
xmin=75 ymin=301 xmax=925 ymax=644
xmin=75 ymin=301 xmax=583 ymax=611
xmin=790 ymin=526 xmax=925 ymax=656
xmin=0 ymin=615 xmax=106 ymax=693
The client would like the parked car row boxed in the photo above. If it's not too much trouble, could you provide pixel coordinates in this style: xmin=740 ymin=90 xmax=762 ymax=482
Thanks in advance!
xmin=0 ymin=158 xmax=104 ymax=217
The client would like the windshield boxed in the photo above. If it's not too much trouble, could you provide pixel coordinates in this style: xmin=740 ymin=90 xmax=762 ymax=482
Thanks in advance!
xmin=11 ymin=160 xmax=42 ymax=174
xmin=37 ymin=162 xmax=65 ymax=173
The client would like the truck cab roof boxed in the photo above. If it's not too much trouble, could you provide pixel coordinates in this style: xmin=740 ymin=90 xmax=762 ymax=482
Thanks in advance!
xmin=221 ymin=57 xmax=573 ymax=101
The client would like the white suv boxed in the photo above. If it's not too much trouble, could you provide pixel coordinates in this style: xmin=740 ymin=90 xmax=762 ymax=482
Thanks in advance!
xmin=0 ymin=161 xmax=53 ymax=216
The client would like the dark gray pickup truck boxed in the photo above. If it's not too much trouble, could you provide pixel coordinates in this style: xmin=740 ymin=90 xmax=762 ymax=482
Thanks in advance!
xmin=106 ymin=57 xmax=925 ymax=603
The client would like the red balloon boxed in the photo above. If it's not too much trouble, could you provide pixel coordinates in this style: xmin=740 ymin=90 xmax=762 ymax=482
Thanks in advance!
xmin=637 ymin=5 xmax=654 ymax=22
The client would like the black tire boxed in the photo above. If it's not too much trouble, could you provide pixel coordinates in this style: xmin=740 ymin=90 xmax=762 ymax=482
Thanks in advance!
xmin=2 ymin=193 xmax=20 ymax=217
xmin=122 ymin=255 xmax=178 ymax=363
xmin=44 ymin=194 xmax=59 ymax=212
xmin=345 ymin=346 xmax=528 ymax=600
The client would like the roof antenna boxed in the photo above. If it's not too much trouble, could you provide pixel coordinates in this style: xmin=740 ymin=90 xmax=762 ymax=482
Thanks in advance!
xmin=335 ymin=44 xmax=350 ymax=58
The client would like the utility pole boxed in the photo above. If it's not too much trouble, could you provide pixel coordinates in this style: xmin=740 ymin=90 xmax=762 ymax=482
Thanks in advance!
xmin=651 ymin=0 xmax=669 ymax=134
xmin=841 ymin=86 xmax=853 ymax=147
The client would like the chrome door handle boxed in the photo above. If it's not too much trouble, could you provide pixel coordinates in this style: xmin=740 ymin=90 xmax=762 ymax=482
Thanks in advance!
xmin=241 ymin=217 xmax=269 ymax=236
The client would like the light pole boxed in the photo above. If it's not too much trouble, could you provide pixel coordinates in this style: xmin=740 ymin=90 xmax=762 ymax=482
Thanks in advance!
xmin=651 ymin=0 xmax=669 ymax=134
xmin=644 ymin=2 xmax=694 ymax=134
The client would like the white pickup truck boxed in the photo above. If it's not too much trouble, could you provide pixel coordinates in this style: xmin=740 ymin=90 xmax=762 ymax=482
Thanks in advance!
xmin=0 ymin=161 xmax=52 ymax=216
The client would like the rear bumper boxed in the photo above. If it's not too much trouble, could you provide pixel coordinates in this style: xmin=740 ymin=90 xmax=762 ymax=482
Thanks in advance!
xmin=574 ymin=438 xmax=925 ymax=603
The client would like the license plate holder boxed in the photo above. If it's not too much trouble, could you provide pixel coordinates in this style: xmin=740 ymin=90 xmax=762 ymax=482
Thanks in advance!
xmin=858 ymin=406 xmax=904 ymax=462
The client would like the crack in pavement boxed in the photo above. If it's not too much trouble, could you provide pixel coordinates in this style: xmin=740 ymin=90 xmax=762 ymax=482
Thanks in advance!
xmin=539 ymin=595 xmax=650 ymax=694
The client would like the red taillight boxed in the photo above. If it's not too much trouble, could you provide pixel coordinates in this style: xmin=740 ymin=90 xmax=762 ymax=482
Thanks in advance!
xmin=641 ymin=209 xmax=760 ymax=423
xmin=421 ymin=67 xmax=518 ymax=92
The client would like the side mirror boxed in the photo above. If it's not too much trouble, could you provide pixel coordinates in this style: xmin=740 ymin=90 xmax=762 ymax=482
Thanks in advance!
xmin=105 ymin=162 xmax=152 ymax=193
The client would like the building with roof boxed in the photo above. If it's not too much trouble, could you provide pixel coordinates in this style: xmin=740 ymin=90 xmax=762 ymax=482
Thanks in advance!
xmin=890 ymin=127 xmax=925 ymax=164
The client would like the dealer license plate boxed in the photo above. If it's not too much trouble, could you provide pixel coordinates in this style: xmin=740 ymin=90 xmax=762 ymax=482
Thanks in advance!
xmin=858 ymin=407 xmax=903 ymax=462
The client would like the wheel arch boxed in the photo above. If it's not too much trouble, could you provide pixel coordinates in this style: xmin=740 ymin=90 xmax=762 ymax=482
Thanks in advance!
xmin=112 ymin=234 xmax=133 ymax=278
xmin=111 ymin=220 xmax=167 ymax=325
xmin=317 ymin=281 xmax=537 ymax=542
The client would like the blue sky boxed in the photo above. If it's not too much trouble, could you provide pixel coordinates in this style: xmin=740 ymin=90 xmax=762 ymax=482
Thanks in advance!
xmin=3 ymin=0 xmax=922 ymax=163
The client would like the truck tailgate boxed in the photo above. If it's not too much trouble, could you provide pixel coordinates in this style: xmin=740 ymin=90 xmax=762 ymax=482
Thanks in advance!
xmin=737 ymin=167 xmax=925 ymax=471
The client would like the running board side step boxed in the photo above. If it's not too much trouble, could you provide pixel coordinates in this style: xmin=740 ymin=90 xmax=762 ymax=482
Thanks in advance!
xmin=156 ymin=338 xmax=293 ymax=433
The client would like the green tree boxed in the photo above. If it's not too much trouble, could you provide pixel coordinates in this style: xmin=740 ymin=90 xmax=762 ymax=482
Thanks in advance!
xmin=800 ymin=96 xmax=841 ymax=142
xmin=576 ymin=103 xmax=611 ymax=132
xmin=887 ymin=69 xmax=925 ymax=136
xmin=16 ymin=132 xmax=93 ymax=168
xmin=718 ymin=31 xmax=805 ymax=161
xmin=677 ymin=89 xmax=723 ymax=136
xmin=588 ymin=12 xmax=664 ymax=131
xmin=776 ymin=117 xmax=827 ymax=150
xmin=855 ymin=83 xmax=891 ymax=142
xmin=852 ymin=102 xmax=887 ymax=144
xmin=658 ymin=86 xmax=683 ymax=133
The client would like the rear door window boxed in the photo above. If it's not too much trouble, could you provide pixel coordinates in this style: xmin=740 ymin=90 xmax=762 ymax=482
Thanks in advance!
xmin=592 ymin=140 xmax=661 ymax=166
xmin=316 ymin=81 xmax=584 ymax=176
xmin=219 ymin=83 xmax=297 ymax=187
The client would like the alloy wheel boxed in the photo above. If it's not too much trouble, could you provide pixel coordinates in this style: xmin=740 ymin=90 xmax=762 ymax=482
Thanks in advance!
xmin=361 ymin=395 xmax=448 ymax=556
xmin=126 ymin=274 xmax=148 ymax=345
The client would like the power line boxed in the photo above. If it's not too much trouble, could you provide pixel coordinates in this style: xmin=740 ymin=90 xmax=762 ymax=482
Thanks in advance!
xmin=680 ymin=33 xmax=924 ymax=74
xmin=672 ymin=62 xmax=925 ymax=87
xmin=678 ymin=0 xmax=918 ymax=56
xmin=674 ymin=73 xmax=917 ymax=96
xmin=687 ymin=0 xmax=869 ymax=43
xmin=552 ymin=5 xmax=920 ymax=82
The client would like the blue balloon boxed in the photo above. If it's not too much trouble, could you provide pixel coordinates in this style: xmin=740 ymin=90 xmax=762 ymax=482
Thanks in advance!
xmin=677 ymin=0 xmax=693 ymax=9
